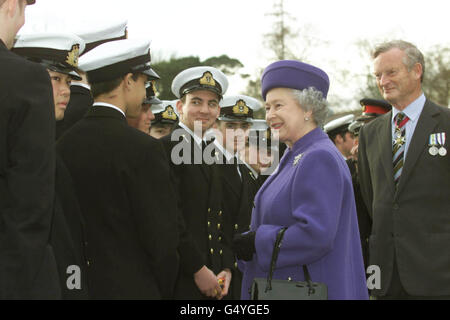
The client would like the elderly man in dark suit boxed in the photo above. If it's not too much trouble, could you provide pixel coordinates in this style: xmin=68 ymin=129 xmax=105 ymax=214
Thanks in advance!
xmin=358 ymin=40 xmax=450 ymax=299
xmin=0 ymin=0 xmax=62 ymax=299
xmin=56 ymin=39 xmax=179 ymax=299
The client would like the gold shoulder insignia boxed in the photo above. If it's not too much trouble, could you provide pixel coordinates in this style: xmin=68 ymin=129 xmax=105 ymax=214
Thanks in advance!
xmin=65 ymin=44 xmax=80 ymax=67
xmin=162 ymin=106 xmax=177 ymax=120
xmin=232 ymin=99 xmax=249 ymax=115
xmin=199 ymin=71 xmax=216 ymax=87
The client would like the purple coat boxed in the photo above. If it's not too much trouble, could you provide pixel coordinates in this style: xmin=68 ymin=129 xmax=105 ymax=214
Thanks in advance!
xmin=240 ymin=128 xmax=368 ymax=300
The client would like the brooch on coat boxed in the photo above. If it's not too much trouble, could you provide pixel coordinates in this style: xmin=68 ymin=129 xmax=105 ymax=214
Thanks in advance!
xmin=293 ymin=153 xmax=303 ymax=166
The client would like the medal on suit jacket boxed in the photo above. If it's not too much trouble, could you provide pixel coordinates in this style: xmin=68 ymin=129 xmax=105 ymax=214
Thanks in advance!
xmin=428 ymin=133 xmax=439 ymax=156
xmin=437 ymin=132 xmax=447 ymax=156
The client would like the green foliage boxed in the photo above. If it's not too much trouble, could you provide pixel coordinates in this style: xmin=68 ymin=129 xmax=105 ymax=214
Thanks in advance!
xmin=422 ymin=45 xmax=450 ymax=107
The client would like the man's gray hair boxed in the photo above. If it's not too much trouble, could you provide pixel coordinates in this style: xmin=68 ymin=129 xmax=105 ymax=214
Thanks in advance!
xmin=290 ymin=87 xmax=329 ymax=128
xmin=372 ymin=40 xmax=425 ymax=82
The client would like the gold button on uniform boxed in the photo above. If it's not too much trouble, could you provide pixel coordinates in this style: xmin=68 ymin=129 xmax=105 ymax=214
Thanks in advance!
xmin=209 ymin=234 xmax=212 ymax=241
xmin=219 ymin=249 xmax=223 ymax=255
xmin=218 ymin=210 xmax=222 ymax=216
xmin=208 ymin=221 xmax=211 ymax=227
xmin=217 ymin=223 xmax=221 ymax=230
xmin=218 ymin=236 xmax=222 ymax=242
xmin=234 ymin=224 xmax=238 ymax=230
xmin=210 ymin=248 xmax=214 ymax=254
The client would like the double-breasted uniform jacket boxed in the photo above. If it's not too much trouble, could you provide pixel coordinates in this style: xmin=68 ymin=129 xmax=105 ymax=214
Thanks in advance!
xmin=0 ymin=40 xmax=60 ymax=299
xmin=56 ymin=84 xmax=93 ymax=140
xmin=56 ymin=105 xmax=179 ymax=299
xmin=240 ymin=128 xmax=368 ymax=300
xmin=214 ymin=143 xmax=258 ymax=299
xmin=358 ymin=99 xmax=450 ymax=297
xmin=160 ymin=125 xmax=234 ymax=299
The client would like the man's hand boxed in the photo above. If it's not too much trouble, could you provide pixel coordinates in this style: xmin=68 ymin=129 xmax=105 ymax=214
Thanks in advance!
xmin=350 ymin=144 xmax=359 ymax=161
xmin=194 ymin=265 xmax=222 ymax=298
xmin=216 ymin=269 xmax=232 ymax=300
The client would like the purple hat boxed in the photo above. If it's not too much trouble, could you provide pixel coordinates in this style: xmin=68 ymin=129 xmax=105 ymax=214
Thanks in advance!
xmin=261 ymin=60 xmax=330 ymax=101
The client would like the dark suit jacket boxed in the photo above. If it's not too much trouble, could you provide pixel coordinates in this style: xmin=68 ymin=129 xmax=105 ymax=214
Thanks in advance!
xmin=50 ymin=155 xmax=90 ymax=299
xmin=0 ymin=40 xmax=60 ymax=299
xmin=160 ymin=126 xmax=234 ymax=299
xmin=56 ymin=85 xmax=93 ymax=140
xmin=346 ymin=158 xmax=371 ymax=270
xmin=358 ymin=99 xmax=450 ymax=296
xmin=56 ymin=106 xmax=179 ymax=299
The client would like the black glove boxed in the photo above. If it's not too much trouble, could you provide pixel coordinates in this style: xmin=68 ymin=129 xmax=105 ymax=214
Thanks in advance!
xmin=232 ymin=232 xmax=256 ymax=261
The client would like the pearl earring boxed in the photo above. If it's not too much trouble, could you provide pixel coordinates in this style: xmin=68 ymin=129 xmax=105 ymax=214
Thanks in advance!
xmin=305 ymin=117 xmax=309 ymax=121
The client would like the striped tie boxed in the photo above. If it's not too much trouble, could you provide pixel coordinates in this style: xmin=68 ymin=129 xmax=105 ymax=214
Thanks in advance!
xmin=392 ymin=112 xmax=409 ymax=187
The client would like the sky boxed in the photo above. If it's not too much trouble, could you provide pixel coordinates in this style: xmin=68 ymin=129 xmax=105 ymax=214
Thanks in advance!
xmin=22 ymin=0 xmax=450 ymax=112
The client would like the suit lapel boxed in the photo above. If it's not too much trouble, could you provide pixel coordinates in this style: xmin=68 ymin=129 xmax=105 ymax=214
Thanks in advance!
xmin=376 ymin=112 xmax=396 ymax=193
xmin=175 ymin=125 xmax=211 ymax=183
xmin=396 ymin=100 xmax=439 ymax=194
xmin=222 ymin=165 xmax=241 ymax=198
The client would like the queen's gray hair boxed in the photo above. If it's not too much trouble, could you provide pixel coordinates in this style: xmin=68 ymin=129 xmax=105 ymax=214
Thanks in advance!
xmin=290 ymin=87 xmax=329 ymax=128
xmin=372 ymin=40 xmax=425 ymax=82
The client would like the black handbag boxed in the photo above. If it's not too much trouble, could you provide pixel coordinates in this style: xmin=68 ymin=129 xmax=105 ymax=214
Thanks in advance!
xmin=251 ymin=228 xmax=328 ymax=300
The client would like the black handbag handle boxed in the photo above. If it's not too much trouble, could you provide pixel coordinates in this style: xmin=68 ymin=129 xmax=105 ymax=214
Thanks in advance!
xmin=265 ymin=227 xmax=316 ymax=295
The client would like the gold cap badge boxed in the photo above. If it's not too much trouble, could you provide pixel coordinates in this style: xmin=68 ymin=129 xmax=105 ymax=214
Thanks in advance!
xmin=199 ymin=71 xmax=216 ymax=87
xmin=162 ymin=106 xmax=177 ymax=121
xmin=65 ymin=44 xmax=80 ymax=67
xmin=232 ymin=100 xmax=249 ymax=116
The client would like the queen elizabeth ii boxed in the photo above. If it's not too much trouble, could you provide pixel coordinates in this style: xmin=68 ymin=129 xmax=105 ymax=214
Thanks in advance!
xmin=233 ymin=60 xmax=368 ymax=300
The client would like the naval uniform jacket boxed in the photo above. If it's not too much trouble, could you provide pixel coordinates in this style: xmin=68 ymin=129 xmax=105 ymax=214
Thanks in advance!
xmin=160 ymin=125 xmax=234 ymax=299
xmin=213 ymin=143 xmax=256 ymax=299
xmin=0 ymin=40 xmax=60 ymax=299
xmin=240 ymin=128 xmax=368 ymax=300
xmin=358 ymin=99 xmax=450 ymax=297
xmin=56 ymin=84 xmax=93 ymax=140
xmin=56 ymin=105 xmax=179 ymax=299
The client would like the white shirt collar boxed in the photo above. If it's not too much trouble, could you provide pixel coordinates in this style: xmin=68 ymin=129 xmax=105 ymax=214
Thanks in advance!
xmin=92 ymin=102 xmax=125 ymax=117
